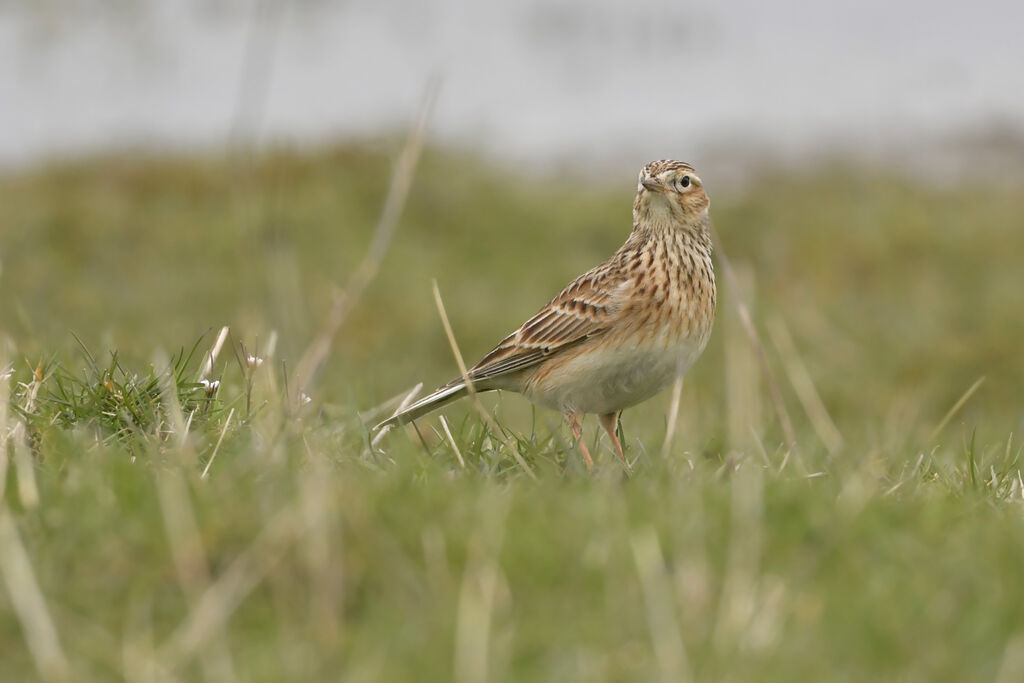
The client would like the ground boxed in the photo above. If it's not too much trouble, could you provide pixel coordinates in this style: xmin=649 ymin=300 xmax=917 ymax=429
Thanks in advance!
xmin=1 ymin=144 xmax=1023 ymax=681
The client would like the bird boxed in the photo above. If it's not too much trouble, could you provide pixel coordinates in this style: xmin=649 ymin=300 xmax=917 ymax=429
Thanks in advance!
xmin=375 ymin=160 xmax=717 ymax=471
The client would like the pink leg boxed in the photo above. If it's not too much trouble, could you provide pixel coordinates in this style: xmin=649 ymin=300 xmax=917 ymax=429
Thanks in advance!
xmin=564 ymin=411 xmax=594 ymax=471
xmin=599 ymin=412 xmax=632 ymax=472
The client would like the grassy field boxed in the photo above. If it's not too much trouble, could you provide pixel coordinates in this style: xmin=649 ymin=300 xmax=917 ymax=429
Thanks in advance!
xmin=2 ymin=143 xmax=1024 ymax=682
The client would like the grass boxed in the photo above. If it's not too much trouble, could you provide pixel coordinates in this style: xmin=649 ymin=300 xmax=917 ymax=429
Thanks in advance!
xmin=1 ymin=142 xmax=1024 ymax=681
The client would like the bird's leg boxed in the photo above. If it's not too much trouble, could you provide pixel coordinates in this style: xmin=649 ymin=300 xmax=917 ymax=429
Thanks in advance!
xmin=564 ymin=411 xmax=594 ymax=471
xmin=599 ymin=411 xmax=631 ymax=472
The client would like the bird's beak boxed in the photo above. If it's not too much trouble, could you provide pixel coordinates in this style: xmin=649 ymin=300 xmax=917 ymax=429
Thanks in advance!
xmin=641 ymin=177 xmax=660 ymax=191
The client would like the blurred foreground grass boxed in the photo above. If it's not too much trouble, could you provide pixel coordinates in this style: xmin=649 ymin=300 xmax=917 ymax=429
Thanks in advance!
xmin=1 ymin=144 xmax=1024 ymax=681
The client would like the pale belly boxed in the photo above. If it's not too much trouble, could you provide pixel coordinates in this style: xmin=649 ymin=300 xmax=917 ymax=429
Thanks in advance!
xmin=522 ymin=336 xmax=708 ymax=415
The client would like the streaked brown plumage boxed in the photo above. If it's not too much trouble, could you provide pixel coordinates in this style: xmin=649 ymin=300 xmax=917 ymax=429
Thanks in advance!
xmin=376 ymin=160 xmax=716 ymax=471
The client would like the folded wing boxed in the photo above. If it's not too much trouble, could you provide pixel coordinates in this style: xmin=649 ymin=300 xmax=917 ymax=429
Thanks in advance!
xmin=464 ymin=263 xmax=632 ymax=385
xmin=374 ymin=260 xmax=633 ymax=430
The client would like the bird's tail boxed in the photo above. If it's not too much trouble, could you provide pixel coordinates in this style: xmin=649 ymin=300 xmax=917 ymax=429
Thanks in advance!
xmin=374 ymin=379 xmax=472 ymax=431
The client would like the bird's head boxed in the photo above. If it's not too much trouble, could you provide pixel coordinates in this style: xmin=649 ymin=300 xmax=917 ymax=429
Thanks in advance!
xmin=634 ymin=160 xmax=709 ymax=228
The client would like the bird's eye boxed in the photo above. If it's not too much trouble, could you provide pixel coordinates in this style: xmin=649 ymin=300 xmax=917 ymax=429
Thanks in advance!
xmin=678 ymin=175 xmax=691 ymax=189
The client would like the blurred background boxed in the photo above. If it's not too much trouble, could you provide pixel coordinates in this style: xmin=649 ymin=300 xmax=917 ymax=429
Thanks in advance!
xmin=1 ymin=0 xmax=1023 ymax=442
xmin=4 ymin=0 xmax=1024 ymax=175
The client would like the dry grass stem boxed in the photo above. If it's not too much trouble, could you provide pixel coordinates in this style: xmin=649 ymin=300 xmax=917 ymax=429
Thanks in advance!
xmin=201 ymin=408 xmax=235 ymax=480
xmin=660 ymin=375 xmax=685 ymax=461
xmin=766 ymin=315 xmax=844 ymax=454
xmin=297 ymin=464 xmax=343 ymax=644
xmin=361 ymin=383 xmax=423 ymax=424
xmin=370 ymin=383 xmax=424 ymax=449
xmin=630 ymin=527 xmax=691 ymax=683
xmin=711 ymin=226 xmax=798 ymax=453
xmin=156 ymin=470 xmax=239 ymax=682
xmin=431 ymin=279 xmax=536 ymax=480
xmin=725 ymin=263 xmax=763 ymax=455
xmin=454 ymin=563 xmax=501 ymax=683
xmin=929 ymin=376 xmax=986 ymax=442
xmin=9 ymin=363 xmax=43 ymax=508
xmin=156 ymin=351 xmax=197 ymax=465
xmin=199 ymin=326 xmax=231 ymax=381
xmin=0 ymin=364 xmax=8 ymax=504
xmin=291 ymin=79 xmax=439 ymax=403
xmin=160 ymin=504 xmax=309 ymax=670
xmin=0 ymin=507 xmax=70 ymax=683
xmin=440 ymin=415 xmax=466 ymax=468
xmin=996 ymin=633 xmax=1024 ymax=683
xmin=454 ymin=494 xmax=509 ymax=683
xmin=712 ymin=463 xmax=766 ymax=651
xmin=432 ymin=279 xmax=475 ymax=395
xmin=12 ymin=435 xmax=39 ymax=510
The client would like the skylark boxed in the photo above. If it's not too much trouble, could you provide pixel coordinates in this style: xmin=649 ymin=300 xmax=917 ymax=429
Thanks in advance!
xmin=377 ymin=160 xmax=717 ymax=470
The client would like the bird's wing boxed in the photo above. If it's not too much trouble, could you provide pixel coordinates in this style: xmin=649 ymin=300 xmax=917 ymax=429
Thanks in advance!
xmin=460 ymin=262 xmax=633 ymax=385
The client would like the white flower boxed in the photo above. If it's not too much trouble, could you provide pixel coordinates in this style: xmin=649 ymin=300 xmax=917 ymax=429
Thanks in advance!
xmin=246 ymin=355 xmax=264 ymax=368
xmin=199 ymin=379 xmax=220 ymax=395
